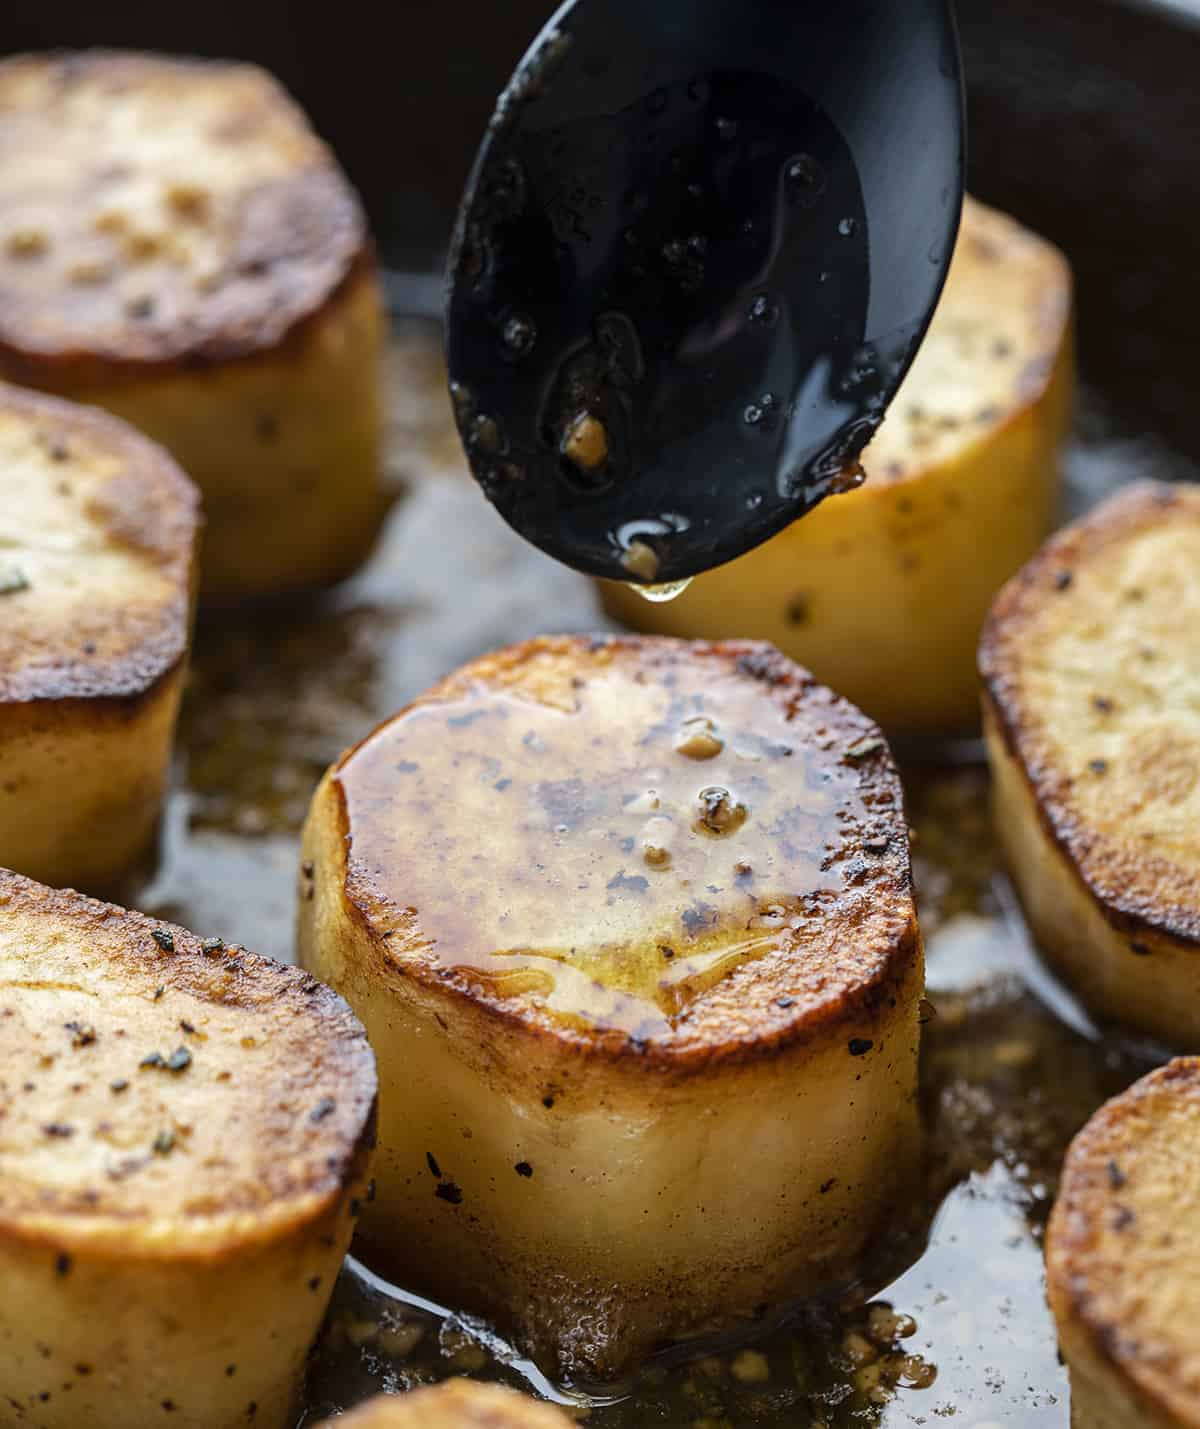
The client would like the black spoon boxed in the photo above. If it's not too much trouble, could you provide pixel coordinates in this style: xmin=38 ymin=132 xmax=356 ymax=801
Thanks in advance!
xmin=445 ymin=0 xmax=964 ymax=587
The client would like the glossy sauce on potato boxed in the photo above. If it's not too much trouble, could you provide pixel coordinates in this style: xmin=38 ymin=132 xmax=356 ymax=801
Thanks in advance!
xmin=336 ymin=640 xmax=897 ymax=1039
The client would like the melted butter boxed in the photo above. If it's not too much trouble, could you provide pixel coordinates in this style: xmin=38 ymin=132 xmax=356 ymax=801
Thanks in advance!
xmin=629 ymin=576 xmax=694 ymax=604
xmin=338 ymin=654 xmax=878 ymax=1035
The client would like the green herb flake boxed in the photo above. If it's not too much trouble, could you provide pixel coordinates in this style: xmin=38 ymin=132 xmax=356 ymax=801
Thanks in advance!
xmin=0 ymin=567 xmax=29 ymax=597
xmin=152 ymin=1129 xmax=176 ymax=1156
xmin=151 ymin=929 xmax=175 ymax=953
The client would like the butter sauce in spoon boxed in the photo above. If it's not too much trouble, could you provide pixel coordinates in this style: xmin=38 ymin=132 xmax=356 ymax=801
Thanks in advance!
xmin=446 ymin=0 xmax=965 ymax=587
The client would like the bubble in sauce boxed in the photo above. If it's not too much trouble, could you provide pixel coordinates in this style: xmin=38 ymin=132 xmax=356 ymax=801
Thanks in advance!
xmin=501 ymin=312 xmax=537 ymax=358
xmin=675 ymin=717 xmax=724 ymax=760
xmin=695 ymin=786 xmax=748 ymax=836
xmin=748 ymin=294 xmax=779 ymax=327
xmin=743 ymin=393 xmax=779 ymax=430
xmin=784 ymin=154 xmax=826 ymax=207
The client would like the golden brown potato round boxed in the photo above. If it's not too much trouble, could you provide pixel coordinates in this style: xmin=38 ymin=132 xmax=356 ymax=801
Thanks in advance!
xmin=0 ymin=869 xmax=377 ymax=1429
xmin=0 ymin=50 xmax=386 ymax=601
xmin=601 ymin=196 xmax=1074 ymax=736
xmin=300 ymin=634 xmax=924 ymax=1379
xmin=1047 ymin=1057 xmax=1200 ymax=1429
xmin=331 ymin=1382 xmax=573 ymax=1428
xmin=0 ymin=381 xmax=198 ymax=893
xmin=981 ymin=481 xmax=1200 ymax=1047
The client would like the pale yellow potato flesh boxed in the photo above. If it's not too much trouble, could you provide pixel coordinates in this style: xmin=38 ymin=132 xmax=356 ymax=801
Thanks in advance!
xmin=1047 ymin=1058 xmax=1200 ymax=1429
xmin=0 ymin=51 xmax=386 ymax=601
xmin=0 ymin=870 xmax=377 ymax=1429
xmin=0 ymin=382 xmax=197 ymax=893
xmin=299 ymin=635 xmax=924 ymax=1380
xmin=79 ymin=270 xmax=387 ymax=603
xmin=601 ymin=196 xmax=1074 ymax=736
xmin=331 ymin=1382 xmax=573 ymax=1428
xmin=981 ymin=481 xmax=1200 ymax=1047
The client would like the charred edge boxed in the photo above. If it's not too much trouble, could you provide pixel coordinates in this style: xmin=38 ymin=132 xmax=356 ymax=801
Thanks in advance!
xmin=1050 ymin=1059 xmax=1200 ymax=1348
xmin=979 ymin=479 xmax=1193 ymax=721
xmin=0 ymin=659 xmax=189 ymax=715
xmin=982 ymin=691 xmax=1200 ymax=950
xmin=346 ymin=882 xmax=921 ymax=1082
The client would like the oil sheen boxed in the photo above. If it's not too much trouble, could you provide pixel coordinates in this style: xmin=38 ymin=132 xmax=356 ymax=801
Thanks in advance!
xmin=336 ymin=653 xmax=881 ymax=1038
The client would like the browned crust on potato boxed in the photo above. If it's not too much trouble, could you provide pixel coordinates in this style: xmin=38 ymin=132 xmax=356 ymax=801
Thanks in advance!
xmin=330 ymin=635 xmax=920 ymax=1077
xmin=0 ymin=50 xmax=372 ymax=382
xmin=1047 ymin=1057 xmax=1200 ymax=1428
xmin=0 ymin=381 xmax=198 ymax=704
xmin=0 ymin=867 xmax=377 ymax=1258
xmin=979 ymin=480 xmax=1200 ymax=947
xmin=335 ymin=1383 xmax=573 ymax=1429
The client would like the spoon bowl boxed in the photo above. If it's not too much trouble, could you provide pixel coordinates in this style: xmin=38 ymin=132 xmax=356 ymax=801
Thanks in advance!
xmin=446 ymin=0 xmax=965 ymax=584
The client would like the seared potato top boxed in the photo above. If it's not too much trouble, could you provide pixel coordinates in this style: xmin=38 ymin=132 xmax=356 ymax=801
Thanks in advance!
xmin=0 ymin=870 xmax=376 ymax=1258
xmin=330 ymin=635 xmax=915 ymax=1066
xmin=1048 ymin=1057 xmax=1200 ymax=1427
xmin=0 ymin=382 xmax=197 ymax=703
xmin=865 ymin=195 xmax=1071 ymax=483
xmin=0 ymin=50 xmax=368 ymax=378
xmin=335 ymin=1382 xmax=572 ymax=1428
xmin=981 ymin=481 xmax=1200 ymax=944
